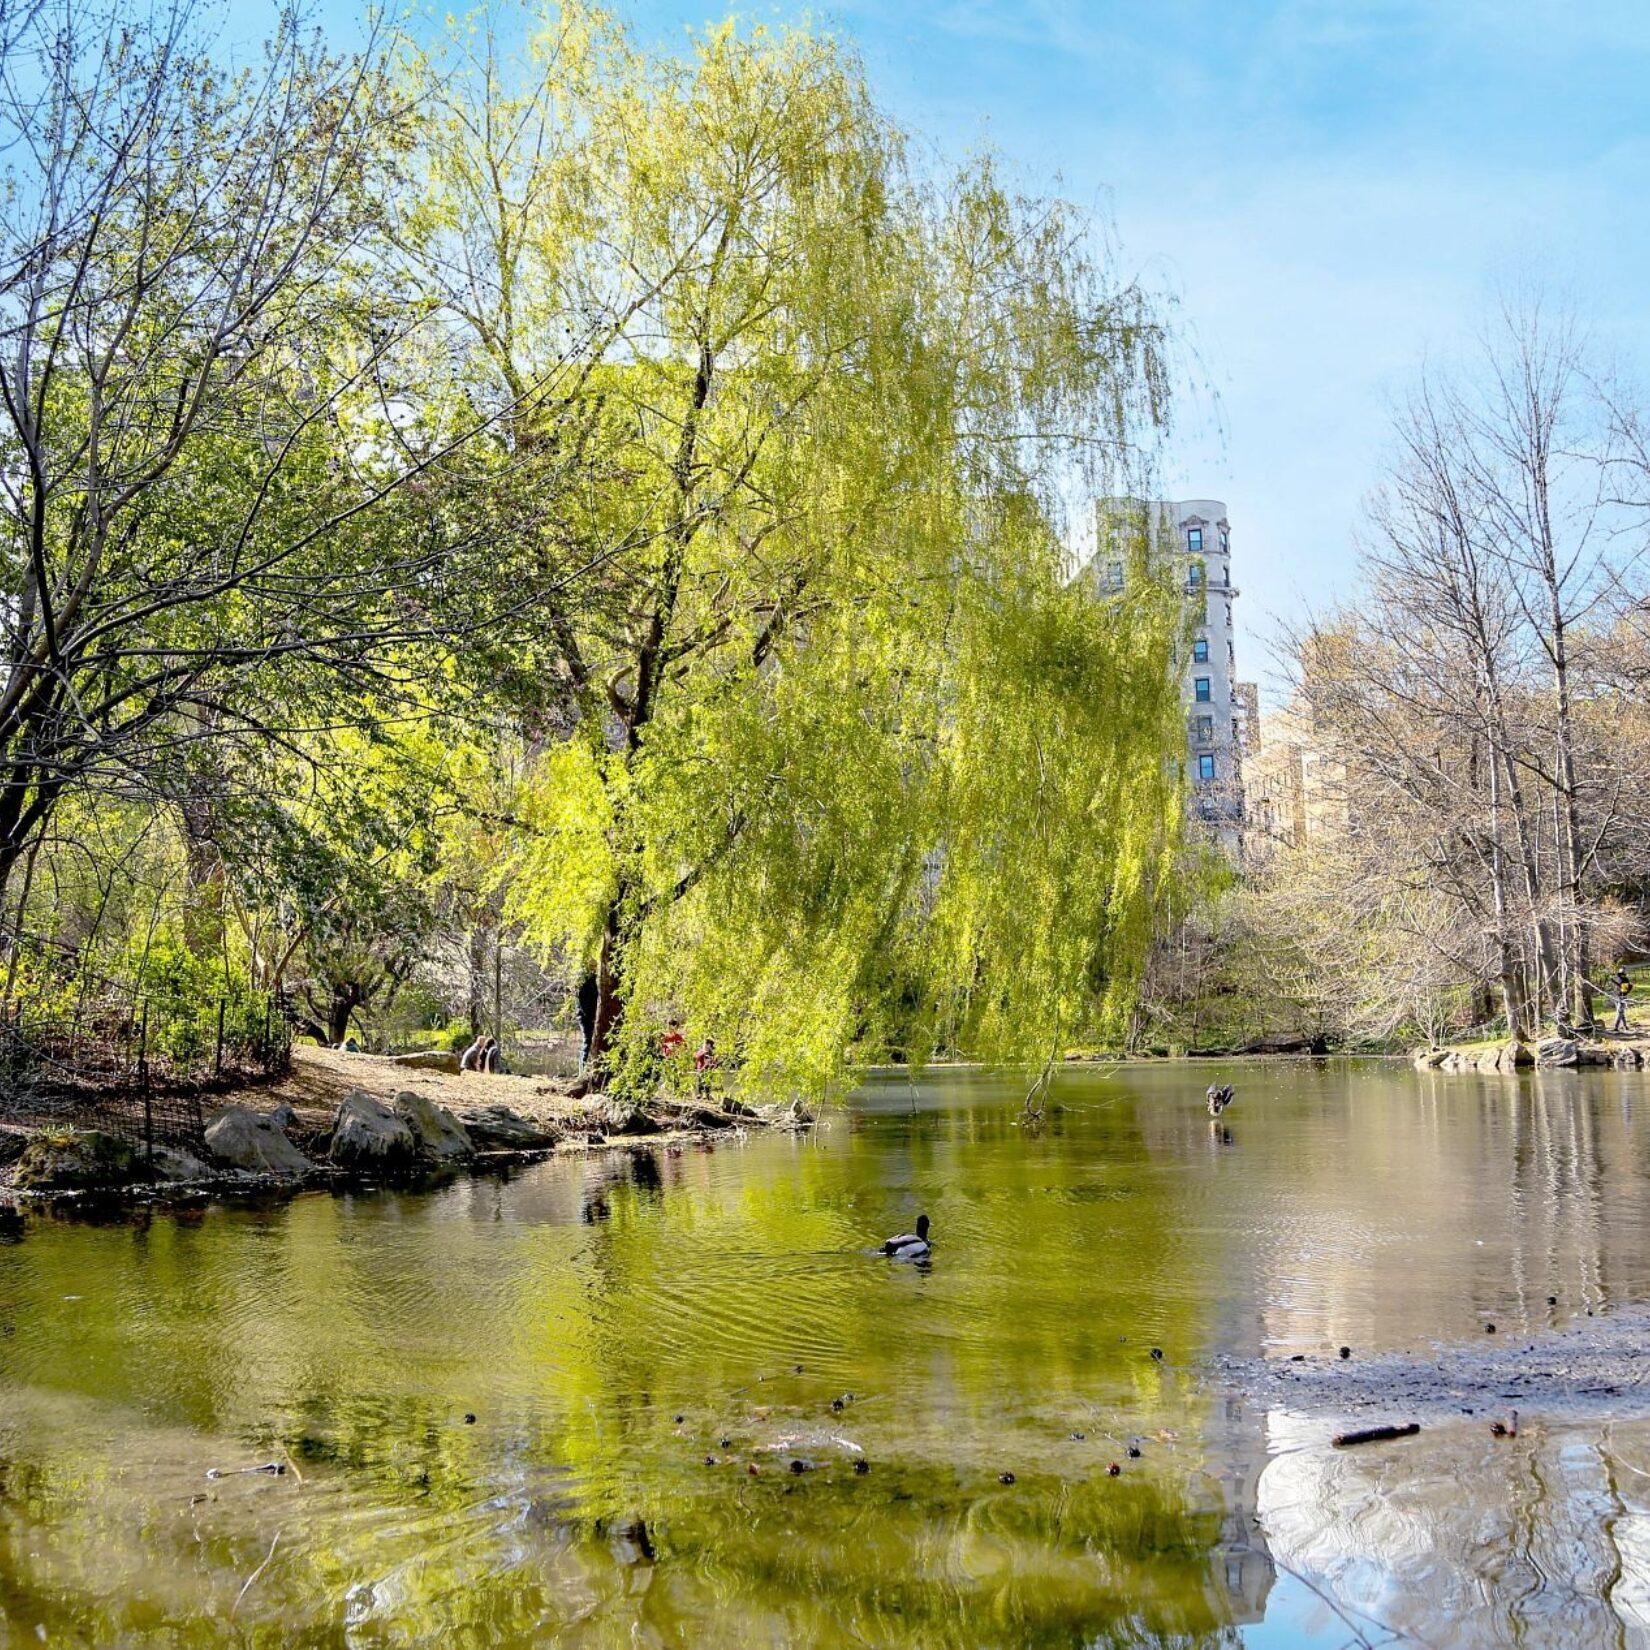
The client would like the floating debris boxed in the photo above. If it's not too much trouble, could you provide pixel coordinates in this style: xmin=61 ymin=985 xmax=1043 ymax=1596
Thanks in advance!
xmin=998 ymin=1471 xmax=1016 ymax=1485
xmin=205 ymin=1463 xmax=284 ymax=1480
xmin=853 ymin=1459 xmax=870 ymax=1475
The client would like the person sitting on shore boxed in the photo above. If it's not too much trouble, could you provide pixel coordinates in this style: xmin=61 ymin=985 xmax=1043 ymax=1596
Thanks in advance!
xmin=484 ymin=1037 xmax=508 ymax=1075
xmin=460 ymin=1034 xmax=487 ymax=1072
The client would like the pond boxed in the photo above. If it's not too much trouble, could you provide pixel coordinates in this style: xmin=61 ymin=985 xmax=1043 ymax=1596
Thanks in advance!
xmin=5 ymin=1059 xmax=1650 ymax=1647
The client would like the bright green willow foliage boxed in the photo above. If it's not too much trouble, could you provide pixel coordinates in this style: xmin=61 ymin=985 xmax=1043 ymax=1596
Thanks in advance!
xmin=420 ymin=5 xmax=1185 ymax=1096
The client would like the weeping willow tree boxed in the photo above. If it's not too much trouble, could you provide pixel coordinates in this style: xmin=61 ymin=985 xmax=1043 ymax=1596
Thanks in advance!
xmin=408 ymin=3 xmax=1186 ymax=1097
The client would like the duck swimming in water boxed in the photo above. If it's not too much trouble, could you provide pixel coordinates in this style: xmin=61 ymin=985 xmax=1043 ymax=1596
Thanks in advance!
xmin=882 ymin=1213 xmax=931 ymax=1260
xmin=1206 ymin=1084 xmax=1236 ymax=1117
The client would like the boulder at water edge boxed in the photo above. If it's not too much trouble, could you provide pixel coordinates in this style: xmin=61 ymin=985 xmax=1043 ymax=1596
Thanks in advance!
xmin=596 ymin=1102 xmax=661 ymax=1138
xmin=144 ymin=1146 xmax=212 ymax=1182
xmin=458 ymin=1104 xmax=561 ymax=1149
xmin=330 ymin=1089 xmax=416 ymax=1167
xmin=13 ymin=1128 xmax=135 ymax=1191
xmin=1476 ymin=1040 xmax=1532 ymax=1073
xmin=392 ymin=1090 xmax=474 ymax=1161
xmin=205 ymin=1105 xmax=312 ymax=1175
xmin=1536 ymin=1037 xmax=1579 ymax=1068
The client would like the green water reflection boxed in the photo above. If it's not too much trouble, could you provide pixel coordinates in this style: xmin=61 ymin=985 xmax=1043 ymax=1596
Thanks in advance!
xmin=4 ymin=1060 xmax=1650 ymax=1646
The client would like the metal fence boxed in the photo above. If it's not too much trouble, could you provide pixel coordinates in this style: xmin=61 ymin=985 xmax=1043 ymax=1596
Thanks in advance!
xmin=0 ymin=938 xmax=291 ymax=1154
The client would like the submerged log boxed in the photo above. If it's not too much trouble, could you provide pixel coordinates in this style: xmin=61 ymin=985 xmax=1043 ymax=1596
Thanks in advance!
xmin=1332 ymin=1422 xmax=1420 ymax=1448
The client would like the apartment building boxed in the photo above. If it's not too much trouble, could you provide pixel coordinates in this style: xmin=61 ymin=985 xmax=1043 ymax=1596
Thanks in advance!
xmin=1092 ymin=497 xmax=1257 ymax=856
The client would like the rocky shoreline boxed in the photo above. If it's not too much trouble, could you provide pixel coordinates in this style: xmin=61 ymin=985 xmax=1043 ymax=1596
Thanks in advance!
xmin=0 ymin=1046 xmax=810 ymax=1216
xmin=1413 ymin=1033 xmax=1650 ymax=1073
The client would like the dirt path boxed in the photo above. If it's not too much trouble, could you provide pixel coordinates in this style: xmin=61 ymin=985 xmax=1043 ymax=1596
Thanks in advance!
xmin=263 ymin=1045 xmax=606 ymax=1132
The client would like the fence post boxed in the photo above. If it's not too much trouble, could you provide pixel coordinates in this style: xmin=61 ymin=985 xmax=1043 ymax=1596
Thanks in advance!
xmin=215 ymin=997 xmax=225 ymax=1079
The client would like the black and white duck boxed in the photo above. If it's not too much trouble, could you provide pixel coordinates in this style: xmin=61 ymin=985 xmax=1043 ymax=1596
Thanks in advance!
xmin=882 ymin=1213 xmax=931 ymax=1260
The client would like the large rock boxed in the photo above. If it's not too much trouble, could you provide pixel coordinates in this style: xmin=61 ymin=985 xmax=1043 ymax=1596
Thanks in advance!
xmin=144 ymin=1146 xmax=212 ymax=1182
xmin=392 ymin=1090 xmax=473 ymax=1161
xmin=1476 ymin=1040 xmax=1532 ymax=1074
xmin=13 ymin=1128 xmax=135 ymax=1191
xmin=330 ymin=1089 xmax=416 ymax=1167
xmin=205 ymin=1105 xmax=312 ymax=1175
xmin=596 ymin=1102 xmax=661 ymax=1138
xmin=1536 ymin=1037 xmax=1579 ymax=1069
xmin=457 ymin=1104 xmax=561 ymax=1149
xmin=1412 ymin=1047 xmax=1448 ymax=1070
xmin=388 ymin=1049 xmax=461 ymax=1075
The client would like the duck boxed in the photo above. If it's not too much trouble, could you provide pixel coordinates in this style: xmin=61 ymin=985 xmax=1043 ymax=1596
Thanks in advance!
xmin=882 ymin=1213 xmax=931 ymax=1260
xmin=1206 ymin=1083 xmax=1235 ymax=1118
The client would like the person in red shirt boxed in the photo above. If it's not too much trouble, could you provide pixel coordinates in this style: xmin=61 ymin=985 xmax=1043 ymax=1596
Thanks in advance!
xmin=659 ymin=1020 xmax=686 ymax=1059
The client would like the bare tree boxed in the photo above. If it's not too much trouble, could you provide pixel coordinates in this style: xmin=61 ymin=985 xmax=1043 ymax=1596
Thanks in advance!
xmin=0 ymin=2 xmax=513 ymax=919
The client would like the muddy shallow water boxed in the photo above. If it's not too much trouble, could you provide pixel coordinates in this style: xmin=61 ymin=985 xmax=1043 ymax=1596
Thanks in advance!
xmin=5 ymin=1058 xmax=1650 ymax=1647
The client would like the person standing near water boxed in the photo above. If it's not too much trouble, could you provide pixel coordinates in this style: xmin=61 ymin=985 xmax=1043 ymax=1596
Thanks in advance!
xmin=1613 ymin=968 xmax=1634 ymax=1034
xmin=693 ymin=1035 xmax=717 ymax=1097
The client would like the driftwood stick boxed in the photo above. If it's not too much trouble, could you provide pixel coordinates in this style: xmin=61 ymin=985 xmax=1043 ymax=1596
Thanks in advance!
xmin=1332 ymin=1422 xmax=1420 ymax=1448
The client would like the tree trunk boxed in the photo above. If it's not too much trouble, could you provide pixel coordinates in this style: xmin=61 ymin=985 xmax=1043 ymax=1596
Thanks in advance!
xmin=1548 ymin=606 xmax=1592 ymax=1028
xmin=587 ymin=907 xmax=625 ymax=1076
xmin=1485 ymin=733 xmax=1527 ymax=1039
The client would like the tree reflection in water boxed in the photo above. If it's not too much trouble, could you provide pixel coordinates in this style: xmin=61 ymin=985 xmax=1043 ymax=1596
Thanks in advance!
xmin=5 ymin=1059 xmax=1650 ymax=1646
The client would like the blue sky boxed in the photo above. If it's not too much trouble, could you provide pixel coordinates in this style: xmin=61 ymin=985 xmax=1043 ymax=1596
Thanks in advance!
xmin=321 ymin=0 xmax=1650 ymax=691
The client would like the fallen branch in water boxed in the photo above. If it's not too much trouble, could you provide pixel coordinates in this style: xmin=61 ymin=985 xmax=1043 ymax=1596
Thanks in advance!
xmin=1332 ymin=1422 xmax=1421 ymax=1448
xmin=231 ymin=1528 xmax=282 ymax=1617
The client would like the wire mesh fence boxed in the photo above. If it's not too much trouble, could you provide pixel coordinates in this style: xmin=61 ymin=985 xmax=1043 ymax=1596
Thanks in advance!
xmin=0 ymin=934 xmax=291 ymax=1154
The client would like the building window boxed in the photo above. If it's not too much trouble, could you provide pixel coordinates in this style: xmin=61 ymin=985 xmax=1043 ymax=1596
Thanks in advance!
xmin=1187 ymin=528 xmax=1203 ymax=552
xmin=1194 ymin=715 xmax=1213 ymax=743
xmin=1227 ymin=640 xmax=1235 ymax=665
xmin=1232 ymin=718 xmax=1241 ymax=745
xmin=1188 ymin=563 xmax=1204 ymax=589
xmin=1220 ymin=528 xmax=1229 ymax=552
xmin=1192 ymin=637 xmax=1209 ymax=663
xmin=1197 ymin=753 xmax=1216 ymax=781
xmin=1107 ymin=559 xmax=1124 ymax=589
xmin=1194 ymin=676 xmax=1212 ymax=703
